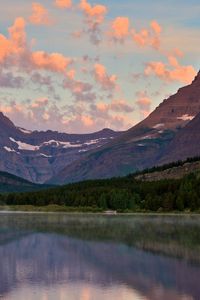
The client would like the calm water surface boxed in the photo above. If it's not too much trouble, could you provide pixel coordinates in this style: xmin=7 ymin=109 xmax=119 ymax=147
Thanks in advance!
xmin=0 ymin=213 xmax=200 ymax=300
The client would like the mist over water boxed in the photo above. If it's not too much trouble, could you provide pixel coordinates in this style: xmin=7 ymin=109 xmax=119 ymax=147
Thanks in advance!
xmin=0 ymin=213 xmax=200 ymax=300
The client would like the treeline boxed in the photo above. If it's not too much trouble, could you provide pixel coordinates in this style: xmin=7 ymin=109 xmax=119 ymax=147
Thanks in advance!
xmin=1 ymin=171 xmax=200 ymax=212
xmin=133 ymin=156 xmax=200 ymax=177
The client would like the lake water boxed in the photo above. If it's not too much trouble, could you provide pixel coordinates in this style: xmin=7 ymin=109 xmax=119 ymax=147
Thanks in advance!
xmin=0 ymin=213 xmax=200 ymax=300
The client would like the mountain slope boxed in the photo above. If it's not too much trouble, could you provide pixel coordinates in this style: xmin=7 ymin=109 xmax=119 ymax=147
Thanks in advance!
xmin=158 ymin=112 xmax=200 ymax=164
xmin=49 ymin=71 xmax=200 ymax=184
xmin=0 ymin=111 xmax=122 ymax=183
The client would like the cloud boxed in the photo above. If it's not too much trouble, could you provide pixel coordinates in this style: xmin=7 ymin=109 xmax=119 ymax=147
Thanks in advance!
xmin=0 ymin=17 xmax=72 ymax=74
xmin=109 ymin=17 xmax=130 ymax=42
xmin=145 ymin=57 xmax=196 ymax=84
xmin=31 ymin=72 xmax=52 ymax=86
xmin=63 ymin=75 xmax=96 ymax=102
xmin=81 ymin=115 xmax=94 ymax=127
xmin=0 ymin=70 xmax=24 ymax=88
xmin=0 ymin=17 xmax=27 ymax=65
xmin=78 ymin=0 xmax=108 ymax=45
xmin=94 ymin=63 xmax=117 ymax=91
xmin=136 ymin=91 xmax=152 ymax=119
xmin=131 ymin=20 xmax=162 ymax=50
xmin=110 ymin=99 xmax=134 ymax=113
xmin=29 ymin=2 xmax=51 ymax=25
xmin=8 ymin=17 xmax=26 ymax=53
xmin=31 ymin=51 xmax=72 ymax=73
xmin=55 ymin=0 xmax=72 ymax=9
xmin=150 ymin=20 xmax=162 ymax=35
xmin=31 ymin=97 xmax=49 ymax=108
xmin=0 ymin=97 xmax=67 ymax=131
xmin=90 ymin=101 xmax=133 ymax=130
xmin=96 ymin=99 xmax=134 ymax=113
xmin=79 ymin=0 xmax=107 ymax=24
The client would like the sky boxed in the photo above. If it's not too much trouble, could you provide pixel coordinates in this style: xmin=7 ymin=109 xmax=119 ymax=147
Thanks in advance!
xmin=0 ymin=0 xmax=199 ymax=133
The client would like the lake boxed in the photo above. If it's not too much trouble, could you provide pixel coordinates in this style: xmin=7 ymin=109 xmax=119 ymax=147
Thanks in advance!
xmin=0 ymin=213 xmax=200 ymax=300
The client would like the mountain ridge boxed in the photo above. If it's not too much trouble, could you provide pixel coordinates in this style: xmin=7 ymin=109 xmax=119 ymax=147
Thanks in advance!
xmin=0 ymin=112 xmax=123 ymax=183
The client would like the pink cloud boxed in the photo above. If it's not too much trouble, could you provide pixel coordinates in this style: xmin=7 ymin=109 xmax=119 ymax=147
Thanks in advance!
xmin=79 ymin=0 xmax=107 ymax=24
xmin=55 ymin=0 xmax=72 ymax=9
xmin=145 ymin=58 xmax=196 ymax=84
xmin=63 ymin=75 xmax=96 ymax=102
xmin=131 ymin=20 xmax=162 ymax=50
xmin=136 ymin=92 xmax=152 ymax=119
xmin=81 ymin=115 xmax=94 ymax=127
xmin=78 ymin=0 xmax=108 ymax=45
xmin=29 ymin=2 xmax=51 ymax=25
xmin=94 ymin=63 xmax=117 ymax=91
xmin=8 ymin=17 xmax=26 ymax=53
xmin=95 ymin=99 xmax=134 ymax=113
xmin=150 ymin=20 xmax=162 ymax=35
xmin=31 ymin=97 xmax=49 ymax=108
xmin=0 ymin=17 xmax=72 ymax=74
xmin=31 ymin=51 xmax=72 ymax=73
xmin=109 ymin=17 xmax=130 ymax=42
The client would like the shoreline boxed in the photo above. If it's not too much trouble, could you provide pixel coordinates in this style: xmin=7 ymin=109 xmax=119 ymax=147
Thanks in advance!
xmin=0 ymin=205 xmax=200 ymax=215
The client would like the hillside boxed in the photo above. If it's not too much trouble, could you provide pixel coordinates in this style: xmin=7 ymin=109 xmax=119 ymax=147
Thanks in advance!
xmin=0 ymin=171 xmax=49 ymax=193
xmin=135 ymin=158 xmax=200 ymax=181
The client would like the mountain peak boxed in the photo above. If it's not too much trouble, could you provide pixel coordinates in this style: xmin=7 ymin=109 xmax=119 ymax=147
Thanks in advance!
xmin=0 ymin=112 xmax=16 ymax=129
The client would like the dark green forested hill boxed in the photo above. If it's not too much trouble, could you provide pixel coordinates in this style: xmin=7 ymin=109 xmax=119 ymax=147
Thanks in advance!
xmin=1 ymin=157 xmax=200 ymax=212
xmin=0 ymin=171 xmax=51 ymax=193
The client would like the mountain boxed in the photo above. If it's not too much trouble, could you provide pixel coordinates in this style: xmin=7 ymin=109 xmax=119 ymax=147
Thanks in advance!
xmin=0 ymin=113 xmax=122 ymax=183
xmin=49 ymin=71 xmax=200 ymax=184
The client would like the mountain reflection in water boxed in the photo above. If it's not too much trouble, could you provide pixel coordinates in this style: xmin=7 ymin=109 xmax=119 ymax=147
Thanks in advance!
xmin=0 ymin=213 xmax=200 ymax=300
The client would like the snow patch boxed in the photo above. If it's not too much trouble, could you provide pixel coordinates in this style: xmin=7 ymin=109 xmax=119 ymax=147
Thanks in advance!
xmin=153 ymin=123 xmax=164 ymax=129
xmin=9 ymin=136 xmax=110 ymax=152
xmin=84 ymin=137 xmax=113 ymax=145
xmin=4 ymin=146 xmax=19 ymax=154
xmin=40 ymin=153 xmax=52 ymax=158
xmin=78 ymin=149 xmax=89 ymax=153
xmin=84 ymin=139 xmax=99 ymax=145
xmin=139 ymin=135 xmax=153 ymax=140
xmin=18 ymin=127 xmax=32 ymax=134
xmin=10 ymin=137 xmax=39 ymax=151
xmin=177 ymin=114 xmax=194 ymax=121
xmin=42 ymin=140 xmax=82 ymax=148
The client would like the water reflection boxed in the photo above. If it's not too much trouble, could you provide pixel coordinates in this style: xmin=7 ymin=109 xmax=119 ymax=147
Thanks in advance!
xmin=0 ymin=213 xmax=200 ymax=300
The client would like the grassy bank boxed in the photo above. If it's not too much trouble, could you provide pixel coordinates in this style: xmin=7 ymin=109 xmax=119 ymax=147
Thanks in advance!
xmin=0 ymin=205 xmax=105 ymax=213
xmin=0 ymin=204 xmax=200 ymax=214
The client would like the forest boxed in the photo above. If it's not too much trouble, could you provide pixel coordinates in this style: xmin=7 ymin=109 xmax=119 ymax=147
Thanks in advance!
xmin=1 ymin=165 xmax=200 ymax=212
